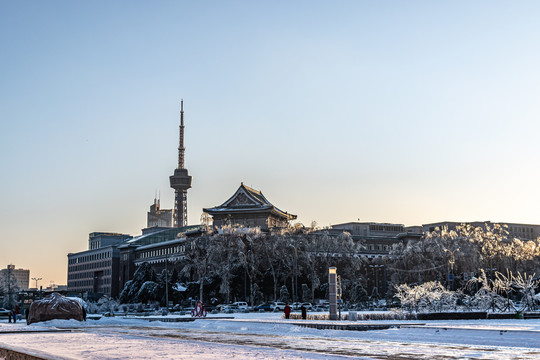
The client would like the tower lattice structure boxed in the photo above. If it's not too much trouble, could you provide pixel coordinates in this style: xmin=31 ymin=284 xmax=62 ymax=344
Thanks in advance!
xmin=169 ymin=99 xmax=192 ymax=228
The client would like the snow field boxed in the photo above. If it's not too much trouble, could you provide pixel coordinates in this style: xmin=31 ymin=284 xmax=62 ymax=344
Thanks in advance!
xmin=1 ymin=313 xmax=540 ymax=359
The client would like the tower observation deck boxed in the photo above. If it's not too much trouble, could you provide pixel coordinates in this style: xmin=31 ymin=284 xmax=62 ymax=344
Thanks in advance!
xmin=169 ymin=99 xmax=192 ymax=227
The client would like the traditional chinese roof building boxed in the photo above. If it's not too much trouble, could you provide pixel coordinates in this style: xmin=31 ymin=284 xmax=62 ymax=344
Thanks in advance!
xmin=203 ymin=183 xmax=297 ymax=229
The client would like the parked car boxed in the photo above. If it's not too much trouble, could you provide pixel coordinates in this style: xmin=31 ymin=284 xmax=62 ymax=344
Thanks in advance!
xmin=271 ymin=302 xmax=287 ymax=311
xmin=254 ymin=303 xmax=273 ymax=312
xmin=0 ymin=308 xmax=10 ymax=316
xmin=222 ymin=304 xmax=239 ymax=312
xmin=301 ymin=303 xmax=313 ymax=311
xmin=291 ymin=302 xmax=302 ymax=310
xmin=232 ymin=302 xmax=248 ymax=310
xmin=313 ymin=302 xmax=329 ymax=311
xmin=215 ymin=304 xmax=229 ymax=312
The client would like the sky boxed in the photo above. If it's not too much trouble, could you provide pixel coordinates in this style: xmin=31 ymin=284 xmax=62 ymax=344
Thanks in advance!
xmin=1 ymin=1 xmax=540 ymax=287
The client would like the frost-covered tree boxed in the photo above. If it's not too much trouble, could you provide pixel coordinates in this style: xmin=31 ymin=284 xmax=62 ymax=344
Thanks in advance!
xmin=279 ymin=285 xmax=290 ymax=303
xmin=239 ymin=228 xmax=264 ymax=306
xmin=512 ymin=272 xmax=539 ymax=311
xmin=0 ymin=268 xmax=19 ymax=309
xmin=210 ymin=227 xmax=245 ymax=303
xmin=301 ymin=283 xmax=310 ymax=303
xmin=467 ymin=269 xmax=509 ymax=312
xmin=395 ymin=281 xmax=457 ymax=312
xmin=181 ymin=233 xmax=217 ymax=303
xmin=259 ymin=232 xmax=283 ymax=301
xmin=388 ymin=223 xmax=540 ymax=291
xmin=251 ymin=283 xmax=264 ymax=305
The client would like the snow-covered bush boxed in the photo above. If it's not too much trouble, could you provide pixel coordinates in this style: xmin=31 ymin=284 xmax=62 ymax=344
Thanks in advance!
xmin=395 ymin=281 xmax=457 ymax=312
xmin=97 ymin=295 xmax=119 ymax=313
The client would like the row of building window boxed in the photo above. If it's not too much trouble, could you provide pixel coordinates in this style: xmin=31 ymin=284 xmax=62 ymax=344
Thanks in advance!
xmin=136 ymin=245 xmax=185 ymax=259
xmin=367 ymin=244 xmax=390 ymax=251
xmin=69 ymin=251 xmax=112 ymax=264
xmin=67 ymin=269 xmax=111 ymax=280
xmin=68 ymin=279 xmax=110 ymax=288
xmin=510 ymin=226 xmax=535 ymax=234
xmin=67 ymin=284 xmax=111 ymax=294
xmin=369 ymin=225 xmax=404 ymax=233
xmin=69 ymin=260 xmax=112 ymax=272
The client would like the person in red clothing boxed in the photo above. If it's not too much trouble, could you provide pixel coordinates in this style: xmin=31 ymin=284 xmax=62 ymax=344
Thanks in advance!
xmin=284 ymin=304 xmax=291 ymax=319
xmin=12 ymin=305 xmax=20 ymax=323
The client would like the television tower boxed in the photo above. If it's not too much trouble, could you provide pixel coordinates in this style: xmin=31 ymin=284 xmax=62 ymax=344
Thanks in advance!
xmin=169 ymin=99 xmax=192 ymax=228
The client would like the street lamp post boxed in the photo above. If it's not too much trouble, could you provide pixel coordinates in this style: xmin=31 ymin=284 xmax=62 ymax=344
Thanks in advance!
xmin=32 ymin=277 xmax=42 ymax=290
xmin=368 ymin=265 xmax=385 ymax=300
xmin=7 ymin=266 xmax=12 ymax=309
xmin=294 ymin=246 xmax=298 ymax=304
xmin=165 ymin=252 xmax=169 ymax=311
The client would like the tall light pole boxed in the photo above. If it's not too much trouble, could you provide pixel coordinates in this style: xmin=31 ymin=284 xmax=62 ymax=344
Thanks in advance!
xmin=444 ymin=248 xmax=460 ymax=291
xmin=32 ymin=277 xmax=42 ymax=290
xmin=165 ymin=253 xmax=169 ymax=311
xmin=294 ymin=246 xmax=298 ymax=304
xmin=7 ymin=265 xmax=12 ymax=308
xmin=368 ymin=265 xmax=384 ymax=299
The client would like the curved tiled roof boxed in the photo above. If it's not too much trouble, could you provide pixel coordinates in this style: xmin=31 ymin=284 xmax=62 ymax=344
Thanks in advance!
xmin=203 ymin=183 xmax=296 ymax=220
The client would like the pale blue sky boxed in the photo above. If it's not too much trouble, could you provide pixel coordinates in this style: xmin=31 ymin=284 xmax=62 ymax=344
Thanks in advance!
xmin=1 ymin=1 xmax=540 ymax=286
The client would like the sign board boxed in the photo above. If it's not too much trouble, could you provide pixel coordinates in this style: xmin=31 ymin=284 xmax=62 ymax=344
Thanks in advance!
xmin=448 ymin=274 xmax=454 ymax=281
xmin=337 ymin=299 xmax=342 ymax=303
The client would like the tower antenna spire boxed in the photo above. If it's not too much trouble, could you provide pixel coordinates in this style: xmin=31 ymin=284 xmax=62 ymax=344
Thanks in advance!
xmin=178 ymin=99 xmax=185 ymax=169
xmin=170 ymin=98 xmax=192 ymax=228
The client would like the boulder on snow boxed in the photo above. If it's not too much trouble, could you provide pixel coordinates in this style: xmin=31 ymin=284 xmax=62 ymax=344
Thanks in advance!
xmin=27 ymin=293 xmax=85 ymax=325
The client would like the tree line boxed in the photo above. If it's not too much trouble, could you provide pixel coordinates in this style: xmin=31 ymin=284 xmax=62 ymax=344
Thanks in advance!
xmin=118 ymin=223 xmax=540 ymax=307
xmin=120 ymin=225 xmax=367 ymax=306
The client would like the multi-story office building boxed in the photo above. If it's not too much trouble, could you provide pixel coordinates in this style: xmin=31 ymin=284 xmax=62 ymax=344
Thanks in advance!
xmin=67 ymin=232 xmax=131 ymax=298
xmin=330 ymin=222 xmax=422 ymax=258
xmin=0 ymin=265 xmax=30 ymax=290
xmin=118 ymin=226 xmax=202 ymax=291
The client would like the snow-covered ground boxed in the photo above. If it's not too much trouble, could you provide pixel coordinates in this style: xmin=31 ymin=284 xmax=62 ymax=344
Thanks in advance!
xmin=1 ymin=312 xmax=540 ymax=359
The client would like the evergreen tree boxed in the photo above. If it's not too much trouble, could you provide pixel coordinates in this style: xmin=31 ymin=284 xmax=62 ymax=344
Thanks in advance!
xmin=279 ymin=285 xmax=290 ymax=303
xmin=119 ymin=262 xmax=156 ymax=303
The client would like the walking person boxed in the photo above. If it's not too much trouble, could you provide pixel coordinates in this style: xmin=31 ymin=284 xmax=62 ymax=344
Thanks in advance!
xmin=14 ymin=304 xmax=20 ymax=323
xmin=284 ymin=303 xmax=291 ymax=319
xmin=300 ymin=305 xmax=307 ymax=320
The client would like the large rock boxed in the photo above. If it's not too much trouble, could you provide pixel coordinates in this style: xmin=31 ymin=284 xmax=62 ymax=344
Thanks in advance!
xmin=27 ymin=293 xmax=85 ymax=325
